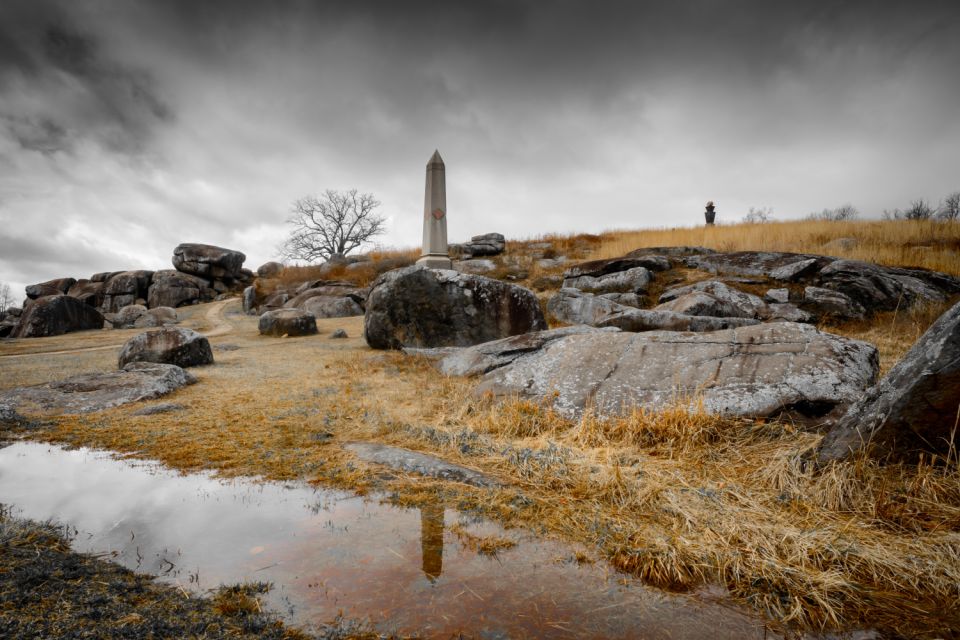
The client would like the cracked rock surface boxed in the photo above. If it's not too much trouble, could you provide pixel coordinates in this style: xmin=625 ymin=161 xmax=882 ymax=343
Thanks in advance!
xmin=475 ymin=322 xmax=878 ymax=420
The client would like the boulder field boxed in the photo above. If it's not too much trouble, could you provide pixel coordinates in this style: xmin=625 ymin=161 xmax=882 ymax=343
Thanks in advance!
xmin=8 ymin=243 xmax=250 ymax=338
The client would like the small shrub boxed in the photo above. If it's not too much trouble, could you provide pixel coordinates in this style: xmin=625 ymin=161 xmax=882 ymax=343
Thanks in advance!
xmin=743 ymin=206 xmax=774 ymax=223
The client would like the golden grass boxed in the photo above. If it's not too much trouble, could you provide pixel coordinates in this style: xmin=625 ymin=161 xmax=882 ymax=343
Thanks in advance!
xmin=589 ymin=219 xmax=960 ymax=276
xmin=261 ymin=248 xmax=419 ymax=295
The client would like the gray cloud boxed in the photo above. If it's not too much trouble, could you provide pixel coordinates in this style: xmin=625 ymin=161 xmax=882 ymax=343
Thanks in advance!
xmin=1 ymin=0 xmax=958 ymax=297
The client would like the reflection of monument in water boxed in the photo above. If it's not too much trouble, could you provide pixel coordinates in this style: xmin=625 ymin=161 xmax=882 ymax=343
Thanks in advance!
xmin=420 ymin=502 xmax=444 ymax=581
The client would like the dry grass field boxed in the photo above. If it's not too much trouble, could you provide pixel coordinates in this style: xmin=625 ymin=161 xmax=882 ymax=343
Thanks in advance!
xmin=3 ymin=218 xmax=960 ymax=637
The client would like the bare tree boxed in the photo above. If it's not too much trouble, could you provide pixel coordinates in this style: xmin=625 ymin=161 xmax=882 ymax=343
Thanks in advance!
xmin=904 ymin=198 xmax=935 ymax=220
xmin=808 ymin=204 xmax=859 ymax=221
xmin=938 ymin=191 xmax=960 ymax=220
xmin=743 ymin=206 xmax=774 ymax=223
xmin=0 ymin=282 xmax=11 ymax=315
xmin=279 ymin=189 xmax=386 ymax=262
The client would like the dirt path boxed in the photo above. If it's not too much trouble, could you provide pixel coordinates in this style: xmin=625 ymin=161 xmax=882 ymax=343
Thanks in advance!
xmin=0 ymin=299 xmax=237 ymax=360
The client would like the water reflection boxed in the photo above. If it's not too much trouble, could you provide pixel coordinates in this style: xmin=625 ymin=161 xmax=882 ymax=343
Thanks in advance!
xmin=0 ymin=442 xmax=776 ymax=639
xmin=420 ymin=501 xmax=444 ymax=581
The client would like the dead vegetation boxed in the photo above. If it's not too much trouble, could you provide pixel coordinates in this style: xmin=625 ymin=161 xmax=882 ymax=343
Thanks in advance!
xmin=0 ymin=512 xmax=314 ymax=639
xmin=590 ymin=218 xmax=960 ymax=276
xmin=3 ymin=218 xmax=960 ymax=636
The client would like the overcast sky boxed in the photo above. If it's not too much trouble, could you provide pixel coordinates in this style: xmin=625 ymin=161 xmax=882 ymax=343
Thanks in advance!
xmin=2 ymin=0 xmax=959 ymax=297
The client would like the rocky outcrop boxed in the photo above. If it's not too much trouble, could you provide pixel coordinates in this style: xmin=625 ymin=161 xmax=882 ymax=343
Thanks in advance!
xmin=817 ymin=259 xmax=945 ymax=312
xmin=547 ymin=288 xmax=630 ymax=325
xmin=454 ymin=259 xmax=496 ymax=274
xmin=147 ymin=271 xmax=215 ymax=309
xmin=454 ymin=233 xmax=506 ymax=257
xmin=301 ymin=296 xmax=364 ymax=318
xmin=172 ymin=243 xmax=246 ymax=281
xmin=66 ymin=280 xmax=105 ymax=308
xmin=658 ymin=281 xmax=766 ymax=318
xmin=817 ymin=300 xmax=960 ymax=464
xmin=802 ymin=286 xmax=865 ymax=320
xmin=436 ymin=325 xmax=616 ymax=377
xmin=547 ymin=288 xmax=758 ymax=332
xmin=563 ymin=267 xmax=652 ymax=295
xmin=11 ymin=295 xmax=105 ymax=338
xmin=25 ymin=278 xmax=76 ymax=300
xmin=101 ymin=270 xmax=154 ymax=313
xmin=364 ymin=265 xmax=546 ymax=350
xmin=474 ymin=322 xmax=878 ymax=420
xmin=257 ymin=261 xmax=284 ymax=277
xmin=0 ymin=362 xmax=196 ymax=415
xmin=596 ymin=309 xmax=759 ymax=332
xmin=626 ymin=246 xmax=714 ymax=258
xmin=565 ymin=256 xmax=670 ymax=279
xmin=258 ymin=308 xmax=318 ymax=337
xmin=118 ymin=328 xmax=214 ymax=369
xmin=685 ymin=251 xmax=831 ymax=279
xmin=655 ymin=291 xmax=749 ymax=318
xmin=111 ymin=304 xmax=149 ymax=328
xmin=681 ymin=251 xmax=960 ymax=315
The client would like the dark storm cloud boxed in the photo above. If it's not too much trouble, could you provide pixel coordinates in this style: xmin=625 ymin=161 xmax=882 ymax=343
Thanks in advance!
xmin=1 ymin=0 xmax=959 ymax=297
xmin=0 ymin=3 xmax=172 ymax=155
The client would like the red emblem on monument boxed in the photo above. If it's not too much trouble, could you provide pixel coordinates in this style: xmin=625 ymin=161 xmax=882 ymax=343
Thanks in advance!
xmin=432 ymin=208 xmax=445 ymax=220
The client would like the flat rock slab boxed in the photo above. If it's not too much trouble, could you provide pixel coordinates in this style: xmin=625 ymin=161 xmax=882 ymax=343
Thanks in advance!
xmin=344 ymin=442 xmax=500 ymax=488
xmin=0 ymin=363 xmax=196 ymax=415
xmin=437 ymin=325 xmax=616 ymax=377
xmin=475 ymin=322 xmax=878 ymax=420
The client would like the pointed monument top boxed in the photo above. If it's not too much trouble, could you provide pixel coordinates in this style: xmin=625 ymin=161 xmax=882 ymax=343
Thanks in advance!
xmin=427 ymin=150 xmax=444 ymax=166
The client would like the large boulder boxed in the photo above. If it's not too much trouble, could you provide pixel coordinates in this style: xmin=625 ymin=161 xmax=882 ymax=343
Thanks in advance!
xmin=172 ymin=243 xmax=246 ymax=280
xmin=132 ymin=306 xmax=178 ymax=328
xmin=817 ymin=259 xmax=945 ymax=312
xmin=11 ymin=295 xmax=104 ymax=338
xmin=118 ymin=328 xmax=213 ymax=369
xmin=258 ymin=308 xmax=318 ymax=337
xmin=25 ymin=277 xmax=76 ymax=300
xmin=563 ymin=266 xmax=652 ymax=295
xmin=658 ymin=280 xmax=766 ymax=318
xmin=475 ymin=323 xmax=878 ymax=420
xmin=0 ymin=362 xmax=196 ymax=415
xmin=284 ymin=285 xmax=366 ymax=309
xmin=301 ymin=296 xmax=364 ymax=318
xmin=66 ymin=279 xmax=105 ymax=308
xmin=101 ymin=270 xmax=154 ymax=313
xmin=802 ymin=286 xmax=865 ymax=320
xmin=654 ymin=291 xmax=749 ymax=318
xmin=111 ymin=304 xmax=149 ymax=328
xmin=817 ymin=300 xmax=960 ymax=463
xmin=547 ymin=288 xmax=630 ymax=325
xmin=460 ymin=232 xmax=506 ymax=257
xmin=364 ymin=265 xmax=546 ymax=349
xmin=257 ymin=261 xmax=284 ymax=277
xmin=565 ymin=256 xmax=670 ymax=279
xmin=147 ymin=271 xmax=215 ymax=308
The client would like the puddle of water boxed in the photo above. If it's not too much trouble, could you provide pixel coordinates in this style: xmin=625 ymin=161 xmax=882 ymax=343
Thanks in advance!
xmin=0 ymin=441 xmax=775 ymax=639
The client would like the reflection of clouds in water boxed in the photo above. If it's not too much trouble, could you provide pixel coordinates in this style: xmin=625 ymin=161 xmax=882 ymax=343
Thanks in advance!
xmin=0 ymin=442 xmax=774 ymax=639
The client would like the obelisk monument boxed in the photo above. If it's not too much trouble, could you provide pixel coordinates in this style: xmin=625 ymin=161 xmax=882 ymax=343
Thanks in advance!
xmin=417 ymin=150 xmax=453 ymax=269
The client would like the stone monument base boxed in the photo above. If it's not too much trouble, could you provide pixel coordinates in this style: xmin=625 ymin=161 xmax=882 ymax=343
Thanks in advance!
xmin=417 ymin=254 xmax=453 ymax=269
